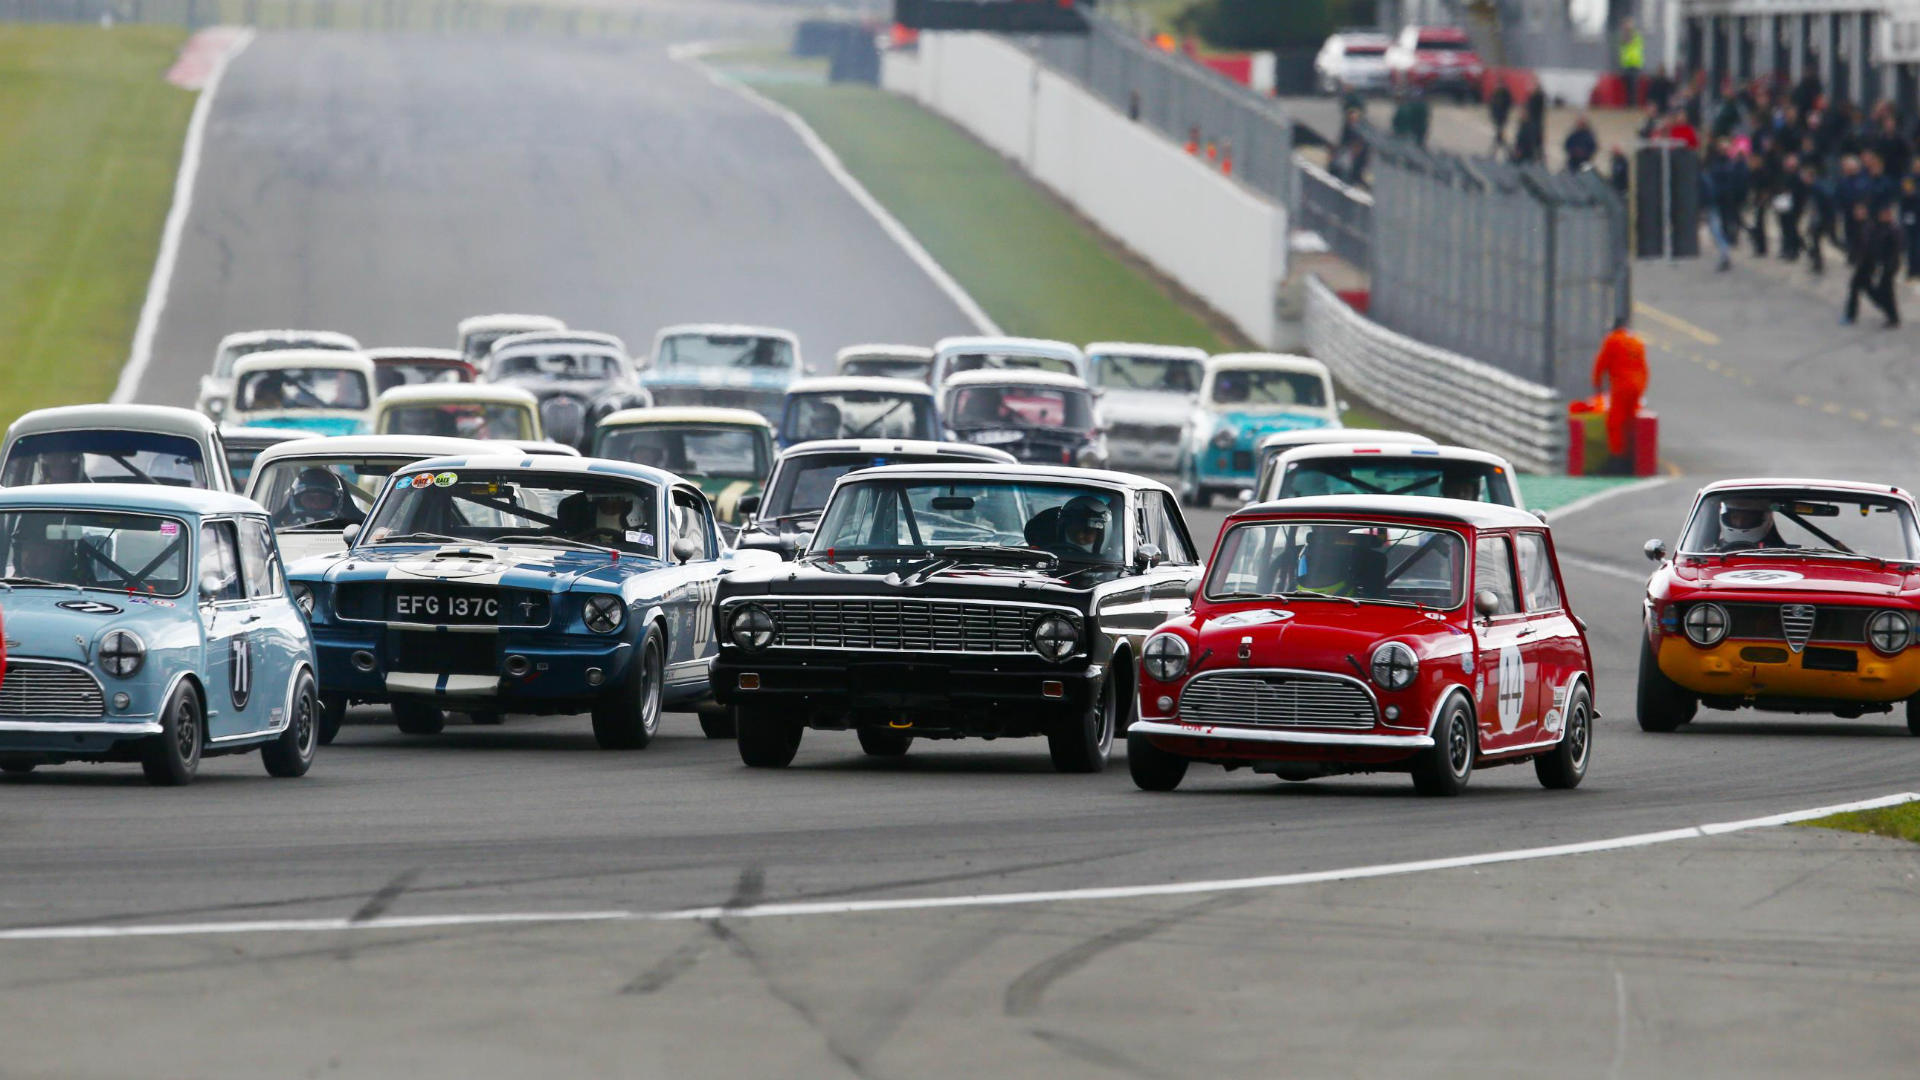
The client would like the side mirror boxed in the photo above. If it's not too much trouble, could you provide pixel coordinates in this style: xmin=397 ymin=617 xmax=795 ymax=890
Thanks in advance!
xmin=1337 ymin=399 xmax=1351 ymax=414
xmin=200 ymin=575 xmax=225 ymax=602
xmin=1135 ymin=542 xmax=1162 ymax=572
xmin=1235 ymin=488 xmax=1254 ymax=504
xmin=342 ymin=522 xmax=362 ymax=547
xmin=1184 ymin=577 xmax=1203 ymax=600
xmin=671 ymin=537 xmax=699 ymax=564
xmin=736 ymin=494 xmax=761 ymax=518
xmin=1643 ymin=538 xmax=1669 ymax=563
xmin=1474 ymin=590 xmax=1502 ymax=618
xmin=1533 ymin=509 xmax=1550 ymax=523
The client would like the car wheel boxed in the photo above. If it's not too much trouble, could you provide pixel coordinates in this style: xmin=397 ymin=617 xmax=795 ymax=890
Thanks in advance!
xmin=696 ymin=704 xmax=736 ymax=740
xmin=393 ymin=701 xmax=445 ymax=736
xmin=1049 ymin=675 xmax=1115 ymax=774
xmin=141 ymin=680 xmax=204 ymax=786
xmin=1126 ymin=730 xmax=1187 ymax=791
xmin=736 ymin=704 xmax=802 ymax=768
xmin=1907 ymin=697 xmax=1920 ymax=736
xmin=317 ymin=693 xmax=348 ymax=746
xmin=0 ymin=757 xmax=36 ymax=775
xmin=592 ymin=626 xmax=663 ymax=750
xmin=857 ymin=727 xmax=914 ymax=757
xmin=1635 ymin=635 xmax=1696 ymax=732
xmin=263 ymin=669 xmax=318 ymax=778
xmin=1410 ymin=693 xmax=1474 ymax=796
xmin=468 ymin=711 xmax=505 ymax=726
xmin=1534 ymin=683 xmax=1591 ymax=790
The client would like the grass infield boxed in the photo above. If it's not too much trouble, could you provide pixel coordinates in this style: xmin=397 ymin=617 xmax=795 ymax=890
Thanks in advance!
xmin=1797 ymin=801 xmax=1920 ymax=845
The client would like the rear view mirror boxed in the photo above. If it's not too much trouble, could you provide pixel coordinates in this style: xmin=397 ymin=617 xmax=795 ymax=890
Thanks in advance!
xmin=1643 ymin=538 xmax=1669 ymax=563
xmin=1474 ymin=590 xmax=1501 ymax=618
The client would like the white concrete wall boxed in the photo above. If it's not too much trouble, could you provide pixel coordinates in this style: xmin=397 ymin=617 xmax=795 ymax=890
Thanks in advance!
xmin=885 ymin=35 xmax=1287 ymax=346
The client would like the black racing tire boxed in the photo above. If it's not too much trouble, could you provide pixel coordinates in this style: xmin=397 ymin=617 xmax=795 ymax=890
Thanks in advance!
xmin=696 ymin=704 xmax=736 ymax=740
xmin=1907 ymin=697 xmax=1920 ymax=737
xmin=262 ymin=669 xmax=318 ymax=779
xmin=736 ymin=705 xmax=802 ymax=768
xmin=1534 ymin=683 xmax=1592 ymax=790
xmin=857 ymin=727 xmax=914 ymax=757
xmin=392 ymin=701 xmax=446 ymax=736
xmin=1048 ymin=675 xmax=1116 ymax=774
xmin=1126 ymin=730 xmax=1188 ymax=791
xmin=1410 ymin=693 xmax=1474 ymax=796
xmin=592 ymin=626 xmax=664 ymax=750
xmin=140 ymin=680 xmax=204 ymax=786
xmin=468 ymin=711 xmax=505 ymax=726
xmin=1636 ymin=635 xmax=1696 ymax=732
xmin=317 ymin=693 xmax=348 ymax=746
xmin=0 ymin=758 xmax=36 ymax=775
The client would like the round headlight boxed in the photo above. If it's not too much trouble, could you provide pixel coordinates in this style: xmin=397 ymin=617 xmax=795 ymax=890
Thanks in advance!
xmin=288 ymin=581 xmax=315 ymax=617
xmin=100 ymin=629 xmax=145 ymax=679
xmin=206 ymin=397 xmax=226 ymax=416
xmin=1032 ymin=614 xmax=1079 ymax=662
xmin=1868 ymin=609 xmax=1911 ymax=656
xmin=1370 ymin=641 xmax=1419 ymax=691
xmin=1682 ymin=601 xmax=1728 ymax=647
xmin=583 ymin=594 xmax=625 ymax=634
xmin=1210 ymin=428 xmax=1237 ymax=450
xmin=1143 ymin=632 xmax=1190 ymax=682
xmin=729 ymin=603 xmax=776 ymax=651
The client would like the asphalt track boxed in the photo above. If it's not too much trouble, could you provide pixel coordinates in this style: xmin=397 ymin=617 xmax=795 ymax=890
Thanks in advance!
xmin=4 ymin=32 xmax=1920 ymax=1078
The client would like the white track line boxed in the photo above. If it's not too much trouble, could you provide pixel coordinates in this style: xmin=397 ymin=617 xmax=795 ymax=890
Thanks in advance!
xmin=112 ymin=30 xmax=256 ymax=405
xmin=668 ymin=41 xmax=1000 ymax=336
xmin=3 ymin=791 xmax=1912 ymax=942
xmin=1557 ymin=553 xmax=1649 ymax=584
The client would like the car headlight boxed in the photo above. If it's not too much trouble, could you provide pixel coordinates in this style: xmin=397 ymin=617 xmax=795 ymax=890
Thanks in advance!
xmin=1370 ymin=641 xmax=1418 ymax=691
xmin=729 ymin=603 xmax=775 ymax=651
xmin=1032 ymin=614 xmax=1079 ymax=662
xmin=1143 ymin=632 xmax=1189 ymax=682
xmin=100 ymin=629 xmax=145 ymax=679
xmin=583 ymin=594 xmax=625 ymax=634
xmin=1682 ymin=601 xmax=1728 ymax=647
xmin=1210 ymin=428 xmax=1237 ymax=450
xmin=288 ymin=581 xmax=315 ymax=617
xmin=1868 ymin=610 xmax=1911 ymax=655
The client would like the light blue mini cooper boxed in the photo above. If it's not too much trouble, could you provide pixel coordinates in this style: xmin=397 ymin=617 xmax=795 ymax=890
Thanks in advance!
xmin=0 ymin=485 xmax=318 ymax=785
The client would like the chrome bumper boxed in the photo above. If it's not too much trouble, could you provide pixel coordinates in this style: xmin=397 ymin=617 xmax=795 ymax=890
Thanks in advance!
xmin=1131 ymin=719 xmax=1433 ymax=749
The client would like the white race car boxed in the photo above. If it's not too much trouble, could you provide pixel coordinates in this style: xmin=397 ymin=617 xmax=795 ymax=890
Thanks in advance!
xmin=1085 ymin=342 xmax=1207 ymax=473
xmin=196 ymin=329 xmax=360 ymax=421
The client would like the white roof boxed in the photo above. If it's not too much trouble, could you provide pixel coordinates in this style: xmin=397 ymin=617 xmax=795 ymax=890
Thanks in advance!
xmin=653 ymin=323 xmax=800 ymax=345
xmin=230 ymin=349 xmax=376 ymax=377
xmin=1258 ymin=428 xmax=1433 ymax=452
xmin=509 ymin=441 xmax=582 ymax=456
xmin=1276 ymin=442 xmax=1515 ymax=470
xmin=457 ymin=313 xmax=565 ymax=337
xmin=942 ymin=369 xmax=1092 ymax=392
xmin=779 ymin=438 xmax=1017 ymax=462
xmin=8 ymin=404 xmax=217 ymax=440
xmin=366 ymin=347 xmax=465 ymax=363
xmin=1084 ymin=342 xmax=1209 ymax=362
xmin=217 ymin=328 xmax=360 ymax=351
xmin=835 ymin=344 xmax=934 ymax=362
xmin=1208 ymin=352 xmax=1332 ymax=375
xmin=933 ymin=335 xmax=1084 ymax=362
xmin=248 ymin=434 xmax=501 ymax=471
xmin=374 ymin=383 xmax=540 ymax=408
xmin=785 ymin=376 xmax=933 ymax=398
xmin=597 ymin=407 xmax=774 ymax=429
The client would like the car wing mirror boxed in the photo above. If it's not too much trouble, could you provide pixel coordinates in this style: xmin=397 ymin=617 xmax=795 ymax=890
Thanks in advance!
xmin=736 ymin=494 xmax=761 ymax=518
xmin=1643 ymin=538 xmax=1669 ymax=563
xmin=671 ymin=537 xmax=699 ymax=564
xmin=342 ymin=522 xmax=361 ymax=547
xmin=1473 ymin=589 xmax=1502 ymax=618
xmin=199 ymin=575 xmax=225 ymax=603
xmin=1533 ymin=508 xmax=1550 ymax=523
xmin=1183 ymin=577 xmax=1202 ymax=601
xmin=1134 ymin=542 xmax=1162 ymax=572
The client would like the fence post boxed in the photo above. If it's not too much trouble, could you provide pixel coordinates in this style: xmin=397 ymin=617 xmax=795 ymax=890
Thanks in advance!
xmin=1541 ymin=195 xmax=1559 ymax=394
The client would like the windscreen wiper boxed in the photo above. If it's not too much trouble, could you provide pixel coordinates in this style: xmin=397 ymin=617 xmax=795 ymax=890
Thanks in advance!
xmin=489 ymin=533 xmax=619 ymax=556
xmin=0 ymin=576 xmax=81 ymax=592
xmin=369 ymin=531 xmax=464 ymax=545
xmin=934 ymin=545 xmax=1060 ymax=569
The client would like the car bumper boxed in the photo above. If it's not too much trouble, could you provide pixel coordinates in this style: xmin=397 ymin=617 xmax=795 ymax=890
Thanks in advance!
xmin=312 ymin=625 xmax=633 ymax=706
xmin=712 ymin=654 xmax=1098 ymax=726
xmin=0 ymin=719 xmax=163 ymax=756
xmin=1657 ymin=637 xmax=1920 ymax=703
xmin=1131 ymin=718 xmax=1431 ymax=763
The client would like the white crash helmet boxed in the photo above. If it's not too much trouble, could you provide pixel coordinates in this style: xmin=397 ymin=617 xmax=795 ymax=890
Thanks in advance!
xmin=1718 ymin=496 xmax=1774 ymax=546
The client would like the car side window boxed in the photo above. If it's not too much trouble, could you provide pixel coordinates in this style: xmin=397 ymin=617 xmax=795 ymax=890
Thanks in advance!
xmin=1473 ymin=535 xmax=1520 ymax=616
xmin=1151 ymin=493 xmax=1197 ymax=565
xmin=670 ymin=489 xmax=713 ymax=561
xmin=240 ymin=517 xmax=283 ymax=598
xmin=199 ymin=521 xmax=245 ymax=603
xmin=1514 ymin=531 xmax=1562 ymax=612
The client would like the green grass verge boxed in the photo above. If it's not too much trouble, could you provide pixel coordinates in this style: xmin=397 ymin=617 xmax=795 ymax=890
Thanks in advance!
xmin=0 ymin=25 xmax=194 ymax=417
xmin=1796 ymin=801 xmax=1920 ymax=845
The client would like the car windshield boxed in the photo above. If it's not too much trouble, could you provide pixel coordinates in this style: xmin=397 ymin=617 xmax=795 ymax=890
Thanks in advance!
xmin=594 ymin=425 xmax=768 ymax=481
xmin=2 ymin=430 xmax=209 ymax=489
xmin=842 ymin=358 xmax=929 ymax=380
xmin=658 ymin=333 xmax=794 ymax=371
xmin=1679 ymin=490 xmax=1920 ymax=560
xmin=363 ymin=469 xmax=662 ymax=557
xmin=1347 ymin=43 xmax=1388 ymax=56
xmin=944 ymin=351 xmax=1077 ymax=378
xmin=1275 ymin=458 xmax=1516 ymax=505
xmin=380 ymin=402 xmax=532 ymax=440
xmin=252 ymin=456 xmax=413 ymax=530
xmin=1093 ymin=353 xmax=1202 ymax=394
xmin=1419 ymin=37 xmax=1471 ymax=51
xmin=1207 ymin=519 xmax=1466 ymax=608
xmin=0 ymin=509 xmax=191 ymax=596
xmin=759 ymin=453 xmax=937 ymax=520
xmin=493 ymin=351 xmax=621 ymax=381
xmin=216 ymin=336 xmax=352 ymax=377
xmin=235 ymin=367 xmax=370 ymax=412
xmin=946 ymin=386 xmax=1095 ymax=432
xmin=782 ymin=391 xmax=935 ymax=442
xmin=1211 ymin=369 xmax=1327 ymax=409
xmin=811 ymin=478 xmax=1125 ymax=566
xmin=374 ymin=361 xmax=470 ymax=394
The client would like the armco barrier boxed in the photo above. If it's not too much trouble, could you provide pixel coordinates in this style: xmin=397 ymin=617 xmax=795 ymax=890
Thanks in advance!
xmin=1304 ymin=275 xmax=1564 ymax=474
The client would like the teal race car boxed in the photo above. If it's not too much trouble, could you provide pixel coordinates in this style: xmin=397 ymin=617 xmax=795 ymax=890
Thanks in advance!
xmin=1179 ymin=353 xmax=1341 ymax=507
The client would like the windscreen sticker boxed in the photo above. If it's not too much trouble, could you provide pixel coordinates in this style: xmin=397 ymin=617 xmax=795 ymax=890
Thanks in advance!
xmin=159 ymin=521 xmax=179 ymax=536
xmin=433 ymin=472 xmax=458 ymax=488
xmin=628 ymin=531 xmax=654 ymax=547
xmin=410 ymin=474 xmax=435 ymax=489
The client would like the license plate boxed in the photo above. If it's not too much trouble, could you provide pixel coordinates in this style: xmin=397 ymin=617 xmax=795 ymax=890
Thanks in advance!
xmin=969 ymin=430 xmax=1024 ymax=445
xmin=389 ymin=591 xmax=501 ymax=623
xmin=850 ymin=664 xmax=951 ymax=707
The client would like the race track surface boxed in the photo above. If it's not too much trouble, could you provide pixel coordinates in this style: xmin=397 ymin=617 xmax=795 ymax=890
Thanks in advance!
xmin=4 ymin=33 xmax=1919 ymax=1078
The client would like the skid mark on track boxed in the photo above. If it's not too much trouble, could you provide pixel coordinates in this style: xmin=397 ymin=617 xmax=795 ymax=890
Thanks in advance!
xmin=1004 ymin=894 xmax=1248 ymax=1018
xmin=621 ymin=937 xmax=709 ymax=995
xmin=351 ymin=868 xmax=422 ymax=924
xmin=1029 ymin=1027 xmax=1168 ymax=1079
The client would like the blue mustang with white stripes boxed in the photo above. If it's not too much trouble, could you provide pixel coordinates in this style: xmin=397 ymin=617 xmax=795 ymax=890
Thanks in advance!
xmin=285 ymin=454 xmax=770 ymax=749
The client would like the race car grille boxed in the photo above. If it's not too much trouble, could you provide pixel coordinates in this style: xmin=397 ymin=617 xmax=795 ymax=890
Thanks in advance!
xmin=0 ymin=661 xmax=106 ymax=719
xmin=1721 ymin=603 xmax=1869 ymax=649
xmin=1780 ymin=604 xmax=1816 ymax=652
xmin=1178 ymin=671 xmax=1377 ymax=729
xmin=761 ymin=599 xmax=1038 ymax=654
xmin=1108 ymin=422 xmax=1182 ymax=445
xmin=389 ymin=632 xmax=496 ymax=676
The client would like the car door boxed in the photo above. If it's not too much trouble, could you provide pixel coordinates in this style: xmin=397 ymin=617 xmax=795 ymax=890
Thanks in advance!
xmin=1471 ymin=532 xmax=1539 ymax=752
xmin=666 ymin=485 xmax=721 ymax=693
xmin=239 ymin=516 xmax=300 ymax=736
xmin=197 ymin=519 xmax=259 ymax=740
xmin=1514 ymin=528 xmax=1582 ymax=743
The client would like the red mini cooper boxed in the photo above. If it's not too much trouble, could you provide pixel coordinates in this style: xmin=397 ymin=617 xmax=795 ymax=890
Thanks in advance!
xmin=1129 ymin=496 xmax=1594 ymax=795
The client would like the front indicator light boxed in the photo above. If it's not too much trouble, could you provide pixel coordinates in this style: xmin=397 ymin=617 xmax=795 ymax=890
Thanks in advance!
xmin=738 ymin=673 xmax=761 ymax=690
xmin=1683 ymin=602 xmax=1728 ymax=647
xmin=1042 ymin=681 xmax=1064 ymax=698
xmin=1868 ymin=610 xmax=1911 ymax=655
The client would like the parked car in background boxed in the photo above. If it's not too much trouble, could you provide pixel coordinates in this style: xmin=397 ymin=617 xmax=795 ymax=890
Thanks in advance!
xmin=929 ymin=336 xmax=1087 ymax=397
xmin=1180 ymin=354 xmax=1341 ymax=507
xmin=835 ymin=344 xmax=934 ymax=382
xmin=779 ymin=376 xmax=938 ymax=447
xmin=0 ymin=484 xmax=319 ymax=785
xmin=645 ymin=323 xmax=806 ymax=421
xmin=1385 ymin=24 xmax=1484 ymax=100
xmin=1129 ymin=496 xmax=1592 ymax=795
xmin=245 ymin=435 xmax=499 ymax=566
xmin=1084 ymin=342 xmax=1207 ymax=473
xmin=3 ymin=405 xmax=233 ymax=492
xmin=591 ymin=407 xmax=776 ymax=531
xmin=1315 ymin=30 xmax=1392 ymax=94
xmin=373 ymin=384 xmax=543 ymax=442
xmin=219 ymin=426 xmax=306 ymax=489
xmin=455 ymin=313 xmax=564 ymax=371
xmin=1251 ymin=429 xmax=1434 ymax=504
xmin=196 ymin=329 xmax=360 ymax=421
xmin=731 ymin=438 xmax=1017 ymax=559
xmin=942 ymin=369 xmax=1107 ymax=469
xmin=227 ymin=350 xmax=377 ymax=437
xmin=367 ymin=347 xmax=475 ymax=394
xmin=482 ymin=334 xmax=651 ymax=449
xmin=1259 ymin=443 xmax=1525 ymax=509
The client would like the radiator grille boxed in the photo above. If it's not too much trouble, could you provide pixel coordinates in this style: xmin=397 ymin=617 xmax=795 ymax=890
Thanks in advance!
xmin=1179 ymin=671 xmax=1377 ymax=729
xmin=0 ymin=661 xmax=106 ymax=719
xmin=1108 ymin=422 xmax=1183 ymax=444
xmin=760 ymin=599 xmax=1044 ymax=654
xmin=1780 ymin=604 xmax=1816 ymax=653
xmin=1721 ymin=602 xmax=1869 ymax=650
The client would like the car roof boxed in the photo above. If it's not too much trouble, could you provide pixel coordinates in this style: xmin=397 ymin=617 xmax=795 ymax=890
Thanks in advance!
xmin=217 ymin=328 xmax=360 ymax=350
xmin=1277 ymin=443 xmax=1515 ymax=469
xmin=942 ymin=369 xmax=1092 ymax=391
xmin=835 ymin=461 xmax=1171 ymax=495
xmin=393 ymin=453 xmax=682 ymax=488
xmin=836 ymin=344 xmax=934 ymax=361
xmin=1416 ymin=26 xmax=1471 ymax=40
xmin=374 ymin=384 xmax=539 ymax=407
xmin=249 ymin=434 xmax=502 ymax=470
xmin=366 ymin=347 xmax=465 ymax=363
xmin=8 ymin=404 xmax=217 ymax=440
xmin=785 ymin=376 xmax=934 ymax=396
xmin=230 ymin=349 xmax=376 ymax=375
xmin=653 ymin=323 xmax=799 ymax=344
xmin=490 ymin=330 xmax=628 ymax=356
xmin=1083 ymin=342 xmax=1209 ymax=362
xmin=779 ymin=438 xmax=1017 ymax=462
xmin=506 ymin=440 xmax=582 ymax=456
xmin=1696 ymin=477 xmax=1915 ymax=499
xmin=1208 ymin=352 xmax=1332 ymax=375
xmin=1235 ymin=494 xmax=1543 ymax=529
xmin=0 ymin=482 xmax=262 ymax=516
xmin=457 ymin=313 xmax=565 ymax=336
xmin=217 ymin=426 xmax=309 ymax=447
xmin=597 ymin=407 xmax=774 ymax=429
xmin=1258 ymin=428 xmax=1432 ymax=451
xmin=933 ymin=335 xmax=1084 ymax=361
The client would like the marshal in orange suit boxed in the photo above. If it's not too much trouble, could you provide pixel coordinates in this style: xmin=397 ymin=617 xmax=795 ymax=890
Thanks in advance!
xmin=1590 ymin=318 xmax=1647 ymax=458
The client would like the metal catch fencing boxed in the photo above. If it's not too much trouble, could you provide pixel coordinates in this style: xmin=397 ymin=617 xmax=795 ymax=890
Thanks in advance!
xmin=1292 ymin=155 xmax=1371 ymax=271
xmin=1303 ymin=276 xmax=1564 ymax=474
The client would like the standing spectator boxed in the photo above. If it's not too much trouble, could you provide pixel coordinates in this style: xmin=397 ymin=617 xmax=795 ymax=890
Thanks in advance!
xmin=1607 ymin=147 xmax=1631 ymax=194
xmin=1702 ymin=143 xmax=1734 ymax=271
xmin=1835 ymin=155 xmax=1867 ymax=251
xmin=1591 ymin=318 xmax=1648 ymax=464
xmin=1791 ymin=70 xmax=1822 ymax=117
xmin=1778 ymin=153 xmax=1807 ymax=262
xmin=1901 ymin=159 xmax=1920 ymax=279
xmin=1617 ymin=17 xmax=1645 ymax=107
xmin=1873 ymin=204 xmax=1904 ymax=326
xmin=1513 ymin=89 xmax=1547 ymax=165
xmin=1391 ymin=90 xmax=1431 ymax=148
xmin=1863 ymin=150 xmax=1896 ymax=211
xmin=1804 ymin=161 xmax=1836 ymax=275
xmin=1487 ymin=82 xmax=1513 ymax=155
xmin=1746 ymin=148 xmax=1775 ymax=255
xmin=1647 ymin=65 xmax=1676 ymax=115
xmin=1658 ymin=108 xmax=1700 ymax=150
xmin=1564 ymin=114 xmax=1598 ymax=172
xmin=1842 ymin=204 xmax=1897 ymax=326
